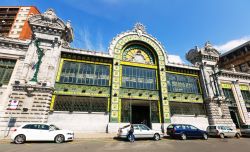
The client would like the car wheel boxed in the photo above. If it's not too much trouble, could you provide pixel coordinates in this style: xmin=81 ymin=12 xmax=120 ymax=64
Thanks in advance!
xmin=203 ymin=133 xmax=208 ymax=140
xmin=54 ymin=134 xmax=65 ymax=143
xmin=219 ymin=133 xmax=225 ymax=139
xmin=14 ymin=134 xmax=26 ymax=144
xmin=180 ymin=133 xmax=187 ymax=140
xmin=153 ymin=133 xmax=160 ymax=141
xmin=235 ymin=133 xmax=241 ymax=139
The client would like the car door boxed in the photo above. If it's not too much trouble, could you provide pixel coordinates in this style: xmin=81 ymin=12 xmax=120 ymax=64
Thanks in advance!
xmin=139 ymin=124 xmax=152 ymax=138
xmin=21 ymin=124 xmax=37 ymax=141
xmin=37 ymin=124 xmax=52 ymax=141
xmin=27 ymin=124 xmax=44 ymax=141
xmin=133 ymin=125 xmax=141 ymax=138
xmin=187 ymin=125 xmax=201 ymax=138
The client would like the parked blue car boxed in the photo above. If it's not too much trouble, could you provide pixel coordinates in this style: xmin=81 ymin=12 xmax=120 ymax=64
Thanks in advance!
xmin=167 ymin=124 xmax=208 ymax=140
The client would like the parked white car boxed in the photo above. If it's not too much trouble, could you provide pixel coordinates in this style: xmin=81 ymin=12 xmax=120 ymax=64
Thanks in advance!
xmin=11 ymin=123 xmax=74 ymax=144
xmin=117 ymin=124 xmax=163 ymax=141
xmin=206 ymin=125 xmax=240 ymax=138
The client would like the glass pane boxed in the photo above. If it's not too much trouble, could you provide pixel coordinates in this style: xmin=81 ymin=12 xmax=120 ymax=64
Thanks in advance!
xmin=122 ymin=66 xmax=156 ymax=90
xmin=59 ymin=61 xmax=110 ymax=86
xmin=166 ymin=73 xmax=200 ymax=94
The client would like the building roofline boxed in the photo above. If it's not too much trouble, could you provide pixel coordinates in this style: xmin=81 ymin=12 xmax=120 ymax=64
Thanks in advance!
xmin=220 ymin=40 xmax=250 ymax=57
xmin=0 ymin=6 xmax=40 ymax=13
xmin=166 ymin=62 xmax=199 ymax=70
xmin=62 ymin=47 xmax=112 ymax=59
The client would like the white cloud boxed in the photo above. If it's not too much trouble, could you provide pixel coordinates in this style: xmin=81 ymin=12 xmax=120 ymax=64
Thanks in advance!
xmin=214 ymin=36 xmax=250 ymax=53
xmin=168 ymin=55 xmax=184 ymax=64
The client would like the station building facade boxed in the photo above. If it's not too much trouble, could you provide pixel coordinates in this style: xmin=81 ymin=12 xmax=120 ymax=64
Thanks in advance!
xmin=0 ymin=8 xmax=250 ymax=136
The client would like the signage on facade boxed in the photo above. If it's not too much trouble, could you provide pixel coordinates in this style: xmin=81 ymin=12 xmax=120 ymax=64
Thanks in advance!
xmin=8 ymin=99 xmax=19 ymax=110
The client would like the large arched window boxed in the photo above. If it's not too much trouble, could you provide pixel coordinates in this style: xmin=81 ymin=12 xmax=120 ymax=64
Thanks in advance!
xmin=121 ymin=44 xmax=157 ymax=90
xmin=122 ymin=44 xmax=155 ymax=65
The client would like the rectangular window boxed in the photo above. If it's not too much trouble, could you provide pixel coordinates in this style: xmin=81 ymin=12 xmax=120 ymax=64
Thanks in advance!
xmin=53 ymin=96 xmax=108 ymax=112
xmin=59 ymin=61 xmax=110 ymax=86
xmin=122 ymin=66 xmax=156 ymax=90
xmin=169 ymin=102 xmax=205 ymax=115
xmin=241 ymin=90 xmax=250 ymax=103
xmin=0 ymin=59 xmax=16 ymax=85
xmin=222 ymin=88 xmax=236 ymax=106
xmin=167 ymin=73 xmax=200 ymax=94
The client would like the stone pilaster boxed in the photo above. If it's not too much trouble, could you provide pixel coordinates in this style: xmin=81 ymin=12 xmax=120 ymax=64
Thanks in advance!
xmin=231 ymin=81 xmax=250 ymax=124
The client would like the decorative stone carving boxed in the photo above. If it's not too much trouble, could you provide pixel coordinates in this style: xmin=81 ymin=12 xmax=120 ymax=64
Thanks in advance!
xmin=133 ymin=23 xmax=146 ymax=36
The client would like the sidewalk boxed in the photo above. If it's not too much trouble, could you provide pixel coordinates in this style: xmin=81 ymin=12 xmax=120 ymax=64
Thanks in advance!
xmin=0 ymin=133 xmax=117 ymax=143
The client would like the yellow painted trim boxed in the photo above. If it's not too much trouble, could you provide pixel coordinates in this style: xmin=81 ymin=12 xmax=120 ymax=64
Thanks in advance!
xmin=107 ymin=98 xmax=110 ymax=112
xmin=120 ymin=65 xmax=123 ymax=86
xmin=166 ymin=71 xmax=198 ymax=77
xmin=158 ymin=100 xmax=162 ymax=123
xmin=56 ymin=59 xmax=64 ymax=82
xmin=50 ymin=95 xmax=56 ymax=111
xmin=156 ymin=70 xmax=159 ymax=90
xmin=197 ymin=78 xmax=203 ymax=94
xmin=240 ymin=85 xmax=249 ymax=91
xmin=120 ymin=61 xmax=157 ymax=69
xmin=221 ymin=83 xmax=232 ymax=89
xmin=63 ymin=58 xmax=111 ymax=66
xmin=118 ymin=98 xmax=121 ymax=123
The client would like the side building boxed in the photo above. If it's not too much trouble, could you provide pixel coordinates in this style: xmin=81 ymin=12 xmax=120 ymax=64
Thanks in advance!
xmin=0 ymin=6 xmax=40 ymax=39
xmin=0 ymin=8 xmax=250 ymax=137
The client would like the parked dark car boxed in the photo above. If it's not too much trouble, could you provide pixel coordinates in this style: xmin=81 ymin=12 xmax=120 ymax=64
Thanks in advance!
xmin=240 ymin=125 xmax=250 ymax=137
xmin=167 ymin=124 xmax=208 ymax=140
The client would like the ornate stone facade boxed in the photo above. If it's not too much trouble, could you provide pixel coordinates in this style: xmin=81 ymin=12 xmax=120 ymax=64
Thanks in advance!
xmin=0 ymin=8 xmax=250 ymax=137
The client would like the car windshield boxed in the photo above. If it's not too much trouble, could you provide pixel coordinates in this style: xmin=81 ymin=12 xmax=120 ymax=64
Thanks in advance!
xmin=50 ymin=125 xmax=60 ymax=130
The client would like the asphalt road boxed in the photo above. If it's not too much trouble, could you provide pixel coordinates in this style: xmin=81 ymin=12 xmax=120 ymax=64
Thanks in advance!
xmin=0 ymin=137 xmax=250 ymax=152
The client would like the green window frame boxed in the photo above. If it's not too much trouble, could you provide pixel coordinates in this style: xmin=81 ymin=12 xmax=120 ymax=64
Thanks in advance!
xmin=0 ymin=59 xmax=16 ymax=85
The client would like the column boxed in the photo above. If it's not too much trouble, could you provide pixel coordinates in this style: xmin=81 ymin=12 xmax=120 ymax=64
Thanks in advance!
xmin=231 ymin=81 xmax=250 ymax=124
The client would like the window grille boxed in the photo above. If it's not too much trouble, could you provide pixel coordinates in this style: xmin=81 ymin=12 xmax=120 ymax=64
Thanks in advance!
xmin=54 ymin=96 xmax=107 ymax=112
xmin=169 ymin=102 xmax=205 ymax=115
xmin=0 ymin=59 xmax=16 ymax=85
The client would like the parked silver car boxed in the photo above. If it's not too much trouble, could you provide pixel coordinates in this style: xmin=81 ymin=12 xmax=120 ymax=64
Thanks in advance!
xmin=117 ymin=124 xmax=163 ymax=141
xmin=206 ymin=125 xmax=240 ymax=138
xmin=240 ymin=125 xmax=250 ymax=136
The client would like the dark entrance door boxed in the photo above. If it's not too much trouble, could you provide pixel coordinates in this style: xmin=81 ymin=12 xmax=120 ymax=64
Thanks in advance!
xmin=229 ymin=108 xmax=240 ymax=128
xmin=132 ymin=105 xmax=151 ymax=128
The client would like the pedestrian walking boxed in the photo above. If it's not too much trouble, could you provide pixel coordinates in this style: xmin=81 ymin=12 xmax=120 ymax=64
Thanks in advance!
xmin=128 ymin=124 xmax=135 ymax=142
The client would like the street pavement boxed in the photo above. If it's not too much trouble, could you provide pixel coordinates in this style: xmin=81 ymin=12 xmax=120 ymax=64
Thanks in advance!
xmin=0 ymin=137 xmax=250 ymax=152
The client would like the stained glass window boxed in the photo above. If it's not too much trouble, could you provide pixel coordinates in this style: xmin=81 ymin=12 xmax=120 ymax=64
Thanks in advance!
xmin=60 ymin=61 xmax=110 ymax=86
xmin=122 ymin=66 xmax=156 ymax=90
xmin=167 ymin=73 xmax=200 ymax=94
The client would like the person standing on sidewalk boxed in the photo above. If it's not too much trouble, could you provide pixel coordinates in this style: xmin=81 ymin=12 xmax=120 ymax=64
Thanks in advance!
xmin=128 ymin=124 xmax=135 ymax=142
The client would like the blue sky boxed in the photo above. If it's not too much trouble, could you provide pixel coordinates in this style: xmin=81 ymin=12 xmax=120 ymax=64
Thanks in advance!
xmin=2 ymin=0 xmax=250 ymax=63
